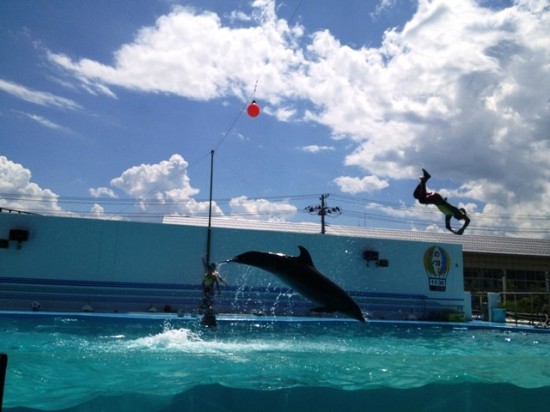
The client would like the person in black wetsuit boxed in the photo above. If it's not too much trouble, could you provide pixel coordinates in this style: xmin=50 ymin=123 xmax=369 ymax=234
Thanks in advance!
xmin=413 ymin=169 xmax=470 ymax=235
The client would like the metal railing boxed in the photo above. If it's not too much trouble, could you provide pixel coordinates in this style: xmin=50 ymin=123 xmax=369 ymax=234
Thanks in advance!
xmin=0 ymin=207 xmax=38 ymax=215
xmin=471 ymin=292 xmax=550 ymax=327
xmin=501 ymin=292 xmax=550 ymax=326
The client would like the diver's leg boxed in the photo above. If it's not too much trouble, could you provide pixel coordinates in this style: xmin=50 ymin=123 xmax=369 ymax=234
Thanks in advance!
xmin=413 ymin=181 xmax=428 ymax=203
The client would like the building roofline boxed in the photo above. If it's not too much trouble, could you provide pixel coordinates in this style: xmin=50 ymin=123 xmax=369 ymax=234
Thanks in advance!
xmin=163 ymin=216 xmax=550 ymax=258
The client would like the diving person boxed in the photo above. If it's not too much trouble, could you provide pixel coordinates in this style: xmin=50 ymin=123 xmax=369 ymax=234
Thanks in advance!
xmin=413 ymin=169 xmax=470 ymax=235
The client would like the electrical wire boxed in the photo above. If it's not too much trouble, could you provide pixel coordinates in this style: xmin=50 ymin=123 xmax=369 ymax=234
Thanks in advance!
xmin=2 ymin=191 xmax=549 ymax=236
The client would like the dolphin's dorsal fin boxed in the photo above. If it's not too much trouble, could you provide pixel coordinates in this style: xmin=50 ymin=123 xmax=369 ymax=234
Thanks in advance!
xmin=297 ymin=246 xmax=315 ymax=267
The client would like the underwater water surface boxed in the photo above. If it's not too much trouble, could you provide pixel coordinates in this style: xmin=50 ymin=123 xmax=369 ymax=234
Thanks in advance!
xmin=2 ymin=313 xmax=550 ymax=411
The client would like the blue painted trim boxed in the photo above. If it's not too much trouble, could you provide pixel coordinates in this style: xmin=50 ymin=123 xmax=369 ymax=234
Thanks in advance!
xmin=0 ymin=276 xmax=193 ymax=290
xmin=0 ymin=311 xmax=548 ymax=334
xmin=0 ymin=277 xmax=436 ymax=300
xmin=0 ymin=276 xmax=464 ymax=303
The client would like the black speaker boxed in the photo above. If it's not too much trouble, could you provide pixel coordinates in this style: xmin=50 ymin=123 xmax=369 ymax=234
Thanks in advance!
xmin=9 ymin=229 xmax=29 ymax=242
xmin=363 ymin=250 xmax=379 ymax=261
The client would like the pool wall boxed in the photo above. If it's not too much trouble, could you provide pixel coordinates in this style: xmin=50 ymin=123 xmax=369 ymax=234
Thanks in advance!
xmin=5 ymin=383 xmax=550 ymax=412
xmin=0 ymin=213 xmax=468 ymax=320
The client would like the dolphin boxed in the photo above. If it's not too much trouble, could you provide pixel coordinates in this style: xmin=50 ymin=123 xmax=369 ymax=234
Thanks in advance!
xmin=228 ymin=246 xmax=365 ymax=322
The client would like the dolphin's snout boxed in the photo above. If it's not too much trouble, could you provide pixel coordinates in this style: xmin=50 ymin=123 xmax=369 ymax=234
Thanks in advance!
xmin=227 ymin=251 xmax=257 ymax=264
xmin=226 ymin=255 xmax=242 ymax=263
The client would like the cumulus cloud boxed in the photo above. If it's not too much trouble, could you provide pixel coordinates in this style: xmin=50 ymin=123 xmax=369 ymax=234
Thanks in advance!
xmin=90 ymin=203 xmax=105 ymax=218
xmin=110 ymin=154 xmax=197 ymax=197
xmin=47 ymin=2 xmax=304 ymax=102
xmin=89 ymin=187 xmax=118 ymax=198
xmin=229 ymin=195 xmax=297 ymax=221
xmin=335 ymin=1 xmax=549 ymax=182
xmin=0 ymin=156 xmax=64 ymax=214
xmin=85 ymin=154 xmax=304 ymax=222
xmin=303 ymin=0 xmax=550 ymax=236
xmin=334 ymin=175 xmax=389 ymax=194
xmin=106 ymin=154 xmax=223 ymax=216
xmin=46 ymin=0 xmax=550 ymax=236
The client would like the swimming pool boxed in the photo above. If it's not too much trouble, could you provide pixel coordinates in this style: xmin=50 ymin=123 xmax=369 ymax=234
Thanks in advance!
xmin=2 ymin=312 xmax=550 ymax=411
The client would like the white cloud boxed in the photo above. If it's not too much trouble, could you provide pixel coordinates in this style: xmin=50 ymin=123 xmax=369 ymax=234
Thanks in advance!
xmin=371 ymin=0 xmax=399 ymax=19
xmin=107 ymin=154 xmax=223 ymax=217
xmin=229 ymin=195 xmax=297 ymax=221
xmin=270 ymin=105 xmax=296 ymax=121
xmin=20 ymin=112 xmax=68 ymax=131
xmin=90 ymin=203 xmax=105 ymax=217
xmin=0 ymin=156 xmax=64 ymax=214
xmin=87 ymin=202 xmax=125 ymax=221
xmin=110 ymin=154 xmax=198 ymax=198
xmin=334 ymin=175 xmax=389 ymax=194
xmin=0 ymin=78 xmax=81 ymax=110
xmin=45 ymin=0 xmax=550 ymax=236
xmin=91 ymin=156 xmax=300 ymax=221
xmin=48 ymin=2 xmax=304 ymax=102
xmin=181 ymin=198 xmax=225 ymax=217
xmin=229 ymin=10 xmax=252 ymax=23
xmin=89 ymin=157 xmax=300 ymax=221
xmin=89 ymin=187 xmax=118 ymax=198
xmin=46 ymin=53 xmax=117 ymax=98
xmin=300 ymin=145 xmax=335 ymax=153
xmin=304 ymin=0 xmax=550 ymax=236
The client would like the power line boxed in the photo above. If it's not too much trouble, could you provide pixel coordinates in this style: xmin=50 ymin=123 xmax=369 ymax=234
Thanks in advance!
xmin=2 ymin=191 xmax=549 ymax=236
xmin=2 ymin=191 xmax=550 ymax=221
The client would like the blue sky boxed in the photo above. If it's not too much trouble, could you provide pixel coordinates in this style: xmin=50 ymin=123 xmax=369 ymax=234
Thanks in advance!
xmin=1 ymin=0 xmax=549 ymax=238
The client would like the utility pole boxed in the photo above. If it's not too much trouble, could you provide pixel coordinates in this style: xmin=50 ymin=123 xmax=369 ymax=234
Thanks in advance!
xmin=305 ymin=193 xmax=341 ymax=234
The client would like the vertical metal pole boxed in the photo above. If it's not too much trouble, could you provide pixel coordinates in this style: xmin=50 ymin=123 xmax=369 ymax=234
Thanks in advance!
xmin=502 ymin=269 xmax=507 ymax=305
xmin=0 ymin=353 xmax=7 ymax=411
xmin=546 ymin=273 xmax=550 ymax=321
xmin=206 ymin=150 xmax=214 ymax=267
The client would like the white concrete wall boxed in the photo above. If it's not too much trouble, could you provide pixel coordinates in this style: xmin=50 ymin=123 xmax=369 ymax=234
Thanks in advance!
xmin=0 ymin=213 xmax=465 ymax=318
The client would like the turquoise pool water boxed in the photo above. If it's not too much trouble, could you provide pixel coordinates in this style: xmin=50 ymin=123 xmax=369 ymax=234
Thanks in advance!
xmin=2 ymin=312 xmax=550 ymax=411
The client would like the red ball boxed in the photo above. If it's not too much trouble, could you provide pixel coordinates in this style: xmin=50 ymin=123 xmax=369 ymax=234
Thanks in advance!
xmin=247 ymin=100 xmax=260 ymax=117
